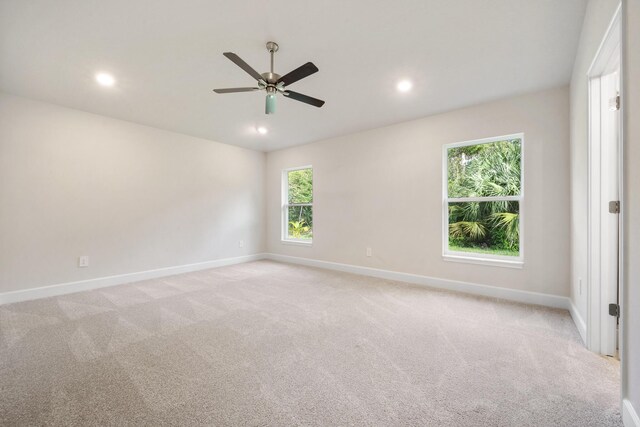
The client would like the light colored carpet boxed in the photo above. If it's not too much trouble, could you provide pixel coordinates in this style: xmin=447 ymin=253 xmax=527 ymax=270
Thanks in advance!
xmin=0 ymin=260 xmax=621 ymax=426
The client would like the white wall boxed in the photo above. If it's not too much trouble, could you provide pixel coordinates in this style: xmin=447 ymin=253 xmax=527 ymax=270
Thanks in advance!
xmin=267 ymin=87 xmax=570 ymax=297
xmin=622 ymin=0 xmax=640 ymax=424
xmin=0 ymin=92 xmax=265 ymax=294
xmin=569 ymin=0 xmax=620 ymax=326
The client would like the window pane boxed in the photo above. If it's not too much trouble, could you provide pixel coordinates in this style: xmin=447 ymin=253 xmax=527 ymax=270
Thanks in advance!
xmin=448 ymin=139 xmax=521 ymax=198
xmin=448 ymin=201 xmax=519 ymax=257
xmin=287 ymin=205 xmax=313 ymax=240
xmin=288 ymin=168 xmax=313 ymax=204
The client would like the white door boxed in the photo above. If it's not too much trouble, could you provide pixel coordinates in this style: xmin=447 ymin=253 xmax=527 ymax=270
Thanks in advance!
xmin=599 ymin=69 xmax=620 ymax=357
xmin=586 ymin=3 xmax=621 ymax=357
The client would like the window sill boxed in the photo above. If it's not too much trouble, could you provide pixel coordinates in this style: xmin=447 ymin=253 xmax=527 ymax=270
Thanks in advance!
xmin=443 ymin=254 xmax=523 ymax=269
xmin=281 ymin=239 xmax=313 ymax=247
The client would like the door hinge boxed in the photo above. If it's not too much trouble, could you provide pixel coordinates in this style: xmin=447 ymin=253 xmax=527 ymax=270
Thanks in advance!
xmin=609 ymin=303 xmax=620 ymax=318
xmin=609 ymin=201 xmax=620 ymax=214
xmin=609 ymin=94 xmax=621 ymax=111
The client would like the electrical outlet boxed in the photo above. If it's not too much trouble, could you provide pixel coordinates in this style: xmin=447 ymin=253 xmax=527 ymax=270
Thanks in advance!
xmin=78 ymin=256 xmax=89 ymax=268
xmin=239 ymin=240 xmax=244 ymax=248
xmin=366 ymin=247 xmax=372 ymax=257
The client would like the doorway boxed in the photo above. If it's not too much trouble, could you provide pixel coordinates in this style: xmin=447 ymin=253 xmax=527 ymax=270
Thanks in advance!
xmin=587 ymin=6 xmax=621 ymax=357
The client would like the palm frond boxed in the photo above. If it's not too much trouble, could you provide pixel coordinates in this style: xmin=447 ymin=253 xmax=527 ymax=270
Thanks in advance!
xmin=490 ymin=212 xmax=520 ymax=244
xmin=449 ymin=221 xmax=487 ymax=240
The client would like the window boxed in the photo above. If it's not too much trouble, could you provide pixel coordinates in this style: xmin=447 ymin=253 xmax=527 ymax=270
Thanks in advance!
xmin=443 ymin=134 xmax=523 ymax=267
xmin=282 ymin=166 xmax=313 ymax=244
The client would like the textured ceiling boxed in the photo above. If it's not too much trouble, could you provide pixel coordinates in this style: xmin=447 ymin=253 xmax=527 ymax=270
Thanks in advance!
xmin=0 ymin=0 xmax=587 ymax=151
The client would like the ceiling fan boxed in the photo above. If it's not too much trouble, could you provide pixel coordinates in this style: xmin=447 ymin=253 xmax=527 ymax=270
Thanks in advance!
xmin=213 ymin=41 xmax=325 ymax=114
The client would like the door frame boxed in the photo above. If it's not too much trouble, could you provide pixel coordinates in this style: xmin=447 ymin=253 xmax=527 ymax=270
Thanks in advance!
xmin=586 ymin=4 xmax=622 ymax=356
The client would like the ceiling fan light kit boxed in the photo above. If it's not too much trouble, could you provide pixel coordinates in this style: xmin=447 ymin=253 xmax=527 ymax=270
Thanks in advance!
xmin=213 ymin=41 xmax=325 ymax=115
xmin=265 ymin=92 xmax=277 ymax=114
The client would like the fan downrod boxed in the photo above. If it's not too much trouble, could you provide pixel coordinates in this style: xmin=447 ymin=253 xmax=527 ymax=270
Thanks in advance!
xmin=263 ymin=41 xmax=281 ymax=84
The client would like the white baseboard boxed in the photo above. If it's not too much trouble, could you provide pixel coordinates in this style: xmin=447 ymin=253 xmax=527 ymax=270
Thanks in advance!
xmin=265 ymin=253 xmax=570 ymax=310
xmin=569 ymin=300 xmax=587 ymax=344
xmin=0 ymin=253 xmax=267 ymax=305
xmin=2 ymin=251 xmax=574 ymax=316
xmin=624 ymin=399 xmax=640 ymax=427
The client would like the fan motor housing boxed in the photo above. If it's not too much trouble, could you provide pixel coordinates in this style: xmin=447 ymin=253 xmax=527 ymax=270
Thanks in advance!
xmin=261 ymin=72 xmax=281 ymax=85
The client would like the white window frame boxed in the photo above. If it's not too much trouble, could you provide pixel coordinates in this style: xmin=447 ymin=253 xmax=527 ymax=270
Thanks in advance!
xmin=282 ymin=165 xmax=313 ymax=246
xmin=442 ymin=133 xmax=524 ymax=268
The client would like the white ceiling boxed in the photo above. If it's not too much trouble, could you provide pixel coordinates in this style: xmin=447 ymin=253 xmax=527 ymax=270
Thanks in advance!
xmin=0 ymin=0 xmax=587 ymax=152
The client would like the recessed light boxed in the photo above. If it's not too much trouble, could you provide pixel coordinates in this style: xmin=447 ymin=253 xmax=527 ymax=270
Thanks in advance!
xmin=95 ymin=73 xmax=115 ymax=87
xmin=256 ymin=126 xmax=268 ymax=135
xmin=396 ymin=79 xmax=413 ymax=93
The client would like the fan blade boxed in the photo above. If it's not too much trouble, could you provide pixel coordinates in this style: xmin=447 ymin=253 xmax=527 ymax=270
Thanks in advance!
xmin=213 ymin=87 xmax=259 ymax=93
xmin=283 ymin=90 xmax=325 ymax=108
xmin=277 ymin=62 xmax=319 ymax=86
xmin=223 ymin=52 xmax=263 ymax=81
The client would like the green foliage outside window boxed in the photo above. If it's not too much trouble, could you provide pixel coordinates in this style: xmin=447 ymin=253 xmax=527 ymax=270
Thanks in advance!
xmin=288 ymin=169 xmax=313 ymax=204
xmin=287 ymin=169 xmax=313 ymax=240
xmin=447 ymin=139 xmax=521 ymax=256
